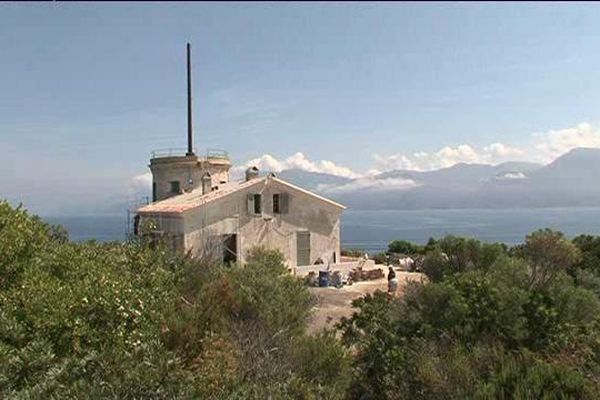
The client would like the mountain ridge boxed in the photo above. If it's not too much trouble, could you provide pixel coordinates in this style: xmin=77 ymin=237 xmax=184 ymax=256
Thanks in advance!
xmin=276 ymin=148 xmax=600 ymax=210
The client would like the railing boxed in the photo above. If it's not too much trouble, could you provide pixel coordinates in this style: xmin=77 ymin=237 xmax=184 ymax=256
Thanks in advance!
xmin=206 ymin=148 xmax=229 ymax=160
xmin=150 ymin=148 xmax=195 ymax=159
xmin=150 ymin=148 xmax=229 ymax=160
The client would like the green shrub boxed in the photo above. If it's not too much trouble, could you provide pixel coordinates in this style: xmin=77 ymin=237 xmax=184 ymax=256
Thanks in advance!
xmin=0 ymin=201 xmax=348 ymax=398
xmin=340 ymin=233 xmax=600 ymax=399
xmin=388 ymin=239 xmax=422 ymax=255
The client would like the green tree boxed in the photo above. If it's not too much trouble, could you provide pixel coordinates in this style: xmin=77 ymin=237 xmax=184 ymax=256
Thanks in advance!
xmin=573 ymin=234 xmax=600 ymax=275
xmin=339 ymin=233 xmax=600 ymax=399
xmin=517 ymin=229 xmax=582 ymax=289
xmin=0 ymin=201 xmax=351 ymax=398
xmin=388 ymin=239 xmax=422 ymax=255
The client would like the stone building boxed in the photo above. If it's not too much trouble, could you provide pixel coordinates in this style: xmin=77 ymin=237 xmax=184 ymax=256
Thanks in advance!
xmin=136 ymin=157 xmax=345 ymax=271
xmin=135 ymin=43 xmax=345 ymax=271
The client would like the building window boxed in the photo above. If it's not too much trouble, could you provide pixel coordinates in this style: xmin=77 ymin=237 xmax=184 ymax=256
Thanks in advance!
xmin=170 ymin=181 xmax=180 ymax=193
xmin=248 ymin=193 xmax=262 ymax=215
xmin=273 ymin=194 xmax=280 ymax=214
xmin=273 ymin=193 xmax=288 ymax=214
xmin=253 ymin=194 xmax=262 ymax=214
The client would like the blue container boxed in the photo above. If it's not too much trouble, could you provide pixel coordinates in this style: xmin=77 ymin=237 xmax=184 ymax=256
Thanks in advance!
xmin=318 ymin=270 xmax=330 ymax=287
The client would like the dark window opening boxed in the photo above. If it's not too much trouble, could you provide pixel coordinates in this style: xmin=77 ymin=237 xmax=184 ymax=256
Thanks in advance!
xmin=273 ymin=194 xmax=280 ymax=214
xmin=133 ymin=215 xmax=140 ymax=235
xmin=152 ymin=182 xmax=157 ymax=202
xmin=170 ymin=181 xmax=180 ymax=193
xmin=253 ymin=194 xmax=262 ymax=214
xmin=333 ymin=251 xmax=337 ymax=264
xmin=223 ymin=234 xmax=237 ymax=265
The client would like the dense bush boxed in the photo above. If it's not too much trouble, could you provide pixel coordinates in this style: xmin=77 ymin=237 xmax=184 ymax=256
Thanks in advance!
xmin=388 ymin=240 xmax=422 ymax=255
xmin=0 ymin=201 xmax=350 ymax=398
xmin=6 ymin=199 xmax=600 ymax=399
xmin=573 ymin=234 xmax=600 ymax=275
xmin=340 ymin=249 xmax=365 ymax=258
xmin=340 ymin=230 xmax=600 ymax=399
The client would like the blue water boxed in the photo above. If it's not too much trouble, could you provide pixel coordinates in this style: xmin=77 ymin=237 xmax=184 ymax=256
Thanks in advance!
xmin=44 ymin=215 xmax=129 ymax=242
xmin=44 ymin=208 xmax=600 ymax=253
xmin=342 ymin=208 xmax=600 ymax=252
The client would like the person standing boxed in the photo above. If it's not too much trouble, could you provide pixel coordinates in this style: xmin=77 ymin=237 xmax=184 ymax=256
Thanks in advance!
xmin=387 ymin=266 xmax=398 ymax=294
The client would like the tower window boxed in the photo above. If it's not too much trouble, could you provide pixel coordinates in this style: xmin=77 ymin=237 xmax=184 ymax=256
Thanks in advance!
xmin=170 ymin=181 xmax=181 ymax=193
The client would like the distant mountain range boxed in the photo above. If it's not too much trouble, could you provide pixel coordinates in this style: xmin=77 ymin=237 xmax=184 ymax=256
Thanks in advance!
xmin=278 ymin=147 xmax=600 ymax=210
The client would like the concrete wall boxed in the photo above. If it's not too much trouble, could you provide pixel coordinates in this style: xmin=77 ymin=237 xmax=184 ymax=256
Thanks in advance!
xmin=135 ymin=214 xmax=186 ymax=253
xmin=149 ymin=155 xmax=230 ymax=201
xmin=179 ymin=177 xmax=343 ymax=271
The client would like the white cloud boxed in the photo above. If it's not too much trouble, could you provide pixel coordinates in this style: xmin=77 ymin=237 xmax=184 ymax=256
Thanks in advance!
xmin=484 ymin=143 xmax=525 ymax=158
xmin=317 ymin=177 xmax=420 ymax=194
xmin=373 ymin=143 xmax=526 ymax=172
xmin=533 ymin=122 xmax=600 ymax=162
xmin=127 ymin=172 xmax=152 ymax=200
xmin=131 ymin=172 xmax=152 ymax=189
xmin=231 ymin=152 xmax=361 ymax=179
xmin=495 ymin=172 xmax=527 ymax=180
xmin=372 ymin=122 xmax=600 ymax=174
xmin=372 ymin=153 xmax=419 ymax=171
xmin=128 ymin=122 xmax=600 ymax=196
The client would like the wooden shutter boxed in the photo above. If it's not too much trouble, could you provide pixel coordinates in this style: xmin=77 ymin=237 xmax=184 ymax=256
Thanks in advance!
xmin=296 ymin=231 xmax=311 ymax=266
xmin=254 ymin=194 xmax=262 ymax=214
xmin=272 ymin=194 xmax=280 ymax=214
xmin=247 ymin=194 xmax=255 ymax=214
xmin=280 ymin=192 xmax=289 ymax=214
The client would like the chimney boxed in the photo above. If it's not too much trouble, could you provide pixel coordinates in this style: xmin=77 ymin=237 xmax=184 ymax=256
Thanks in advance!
xmin=202 ymin=172 xmax=212 ymax=194
xmin=186 ymin=43 xmax=194 ymax=156
xmin=245 ymin=166 xmax=259 ymax=181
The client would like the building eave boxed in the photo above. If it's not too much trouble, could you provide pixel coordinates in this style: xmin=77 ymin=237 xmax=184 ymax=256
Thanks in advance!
xmin=270 ymin=176 xmax=346 ymax=210
xmin=137 ymin=177 xmax=266 ymax=214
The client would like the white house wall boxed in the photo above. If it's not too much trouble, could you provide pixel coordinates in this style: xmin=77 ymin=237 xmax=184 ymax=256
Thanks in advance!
xmin=180 ymin=178 xmax=342 ymax=270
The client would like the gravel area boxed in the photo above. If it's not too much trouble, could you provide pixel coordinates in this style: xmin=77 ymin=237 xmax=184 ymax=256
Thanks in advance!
xmin=307 ymin=270 xmax=424 ymax=333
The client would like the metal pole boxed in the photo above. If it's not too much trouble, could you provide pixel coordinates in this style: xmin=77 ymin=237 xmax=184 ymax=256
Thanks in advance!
xmin=186 ymin=43 xmax=194 ymax=156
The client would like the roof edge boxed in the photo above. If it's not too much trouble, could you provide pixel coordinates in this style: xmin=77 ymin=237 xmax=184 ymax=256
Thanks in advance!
xmin=137 ymin=177 xmax=267 ymax=214
xmin=270 ymin=176 xmax=346 ymax=210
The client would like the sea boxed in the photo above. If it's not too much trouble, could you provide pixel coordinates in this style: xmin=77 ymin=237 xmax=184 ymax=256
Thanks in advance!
xmin=44 ymin=207 xmax=600 ymax=254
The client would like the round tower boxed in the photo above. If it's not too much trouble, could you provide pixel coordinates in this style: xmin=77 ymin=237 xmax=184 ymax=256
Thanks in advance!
xmin=149 ymin=150 xmax=231 ymax=201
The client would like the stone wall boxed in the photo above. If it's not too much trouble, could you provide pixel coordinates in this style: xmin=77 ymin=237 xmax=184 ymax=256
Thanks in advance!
xmin=181 ymin=177 xmax=343 ymax=270
xmin=149 ymin=155 xmax=230 ymax=201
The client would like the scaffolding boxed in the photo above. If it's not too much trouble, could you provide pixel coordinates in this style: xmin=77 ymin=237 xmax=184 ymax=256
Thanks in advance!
xmin=125 ymin=196 xmax=150 ymax=239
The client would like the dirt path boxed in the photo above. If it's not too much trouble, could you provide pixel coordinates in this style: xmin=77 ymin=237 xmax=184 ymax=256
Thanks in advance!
xmin=307 ymin=271 xmax=424 ymax=334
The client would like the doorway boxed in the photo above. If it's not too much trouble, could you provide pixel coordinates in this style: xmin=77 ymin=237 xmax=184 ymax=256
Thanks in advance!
xmin=296 ymin=231 xmax=311 ymax=266
xmin=222 ymin=234 xmax=237 ymax=264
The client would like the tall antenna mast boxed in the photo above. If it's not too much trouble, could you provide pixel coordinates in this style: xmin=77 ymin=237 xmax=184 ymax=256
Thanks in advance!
xmin=186 ymin=42 xmax=194 ymax=156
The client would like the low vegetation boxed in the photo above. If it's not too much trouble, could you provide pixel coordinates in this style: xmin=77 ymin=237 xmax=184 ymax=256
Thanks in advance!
xmin=3 ymin=199 xmax=600 ymax=399
xmin=0 ymin=201 xmax=350 ymax=398
xmin=340 ymin=230 xmax=600 ymax=399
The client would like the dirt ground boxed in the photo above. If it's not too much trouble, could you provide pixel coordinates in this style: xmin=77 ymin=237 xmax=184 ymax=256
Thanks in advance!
xmin=307 ymin=270 xmax=424 ymax=334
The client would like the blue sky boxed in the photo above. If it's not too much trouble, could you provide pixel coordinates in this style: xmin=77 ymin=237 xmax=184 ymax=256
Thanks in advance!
xmin=3 ymin=2 xmax=600 ymax=215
